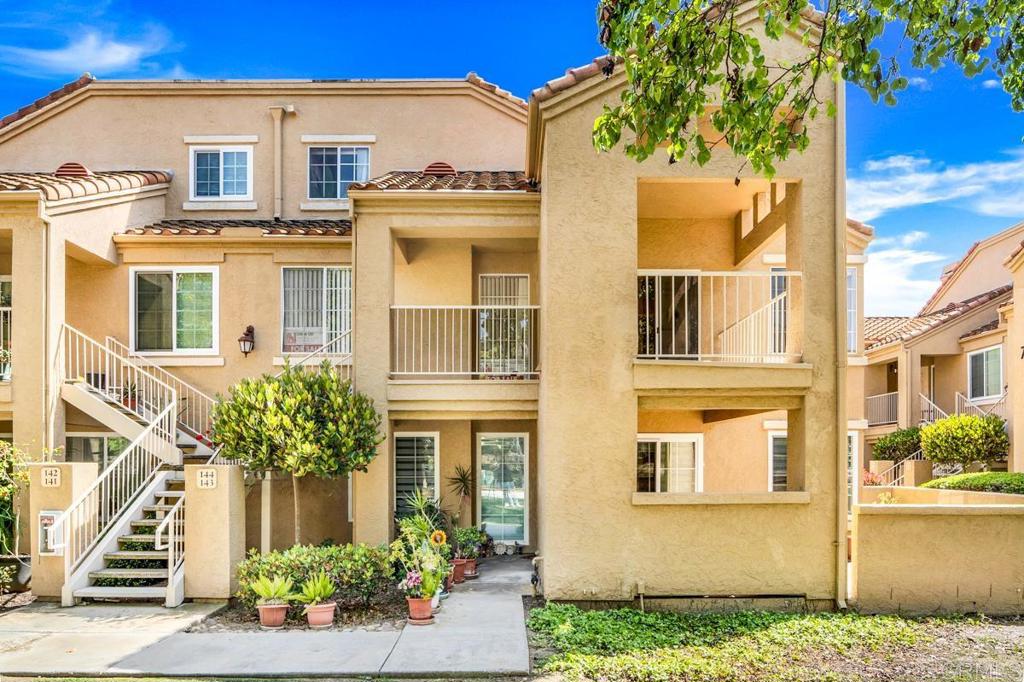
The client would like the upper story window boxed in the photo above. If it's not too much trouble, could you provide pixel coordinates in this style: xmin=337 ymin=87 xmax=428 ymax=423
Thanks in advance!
xmin=132 ymin=267 xmax=218 ymax=354
xmin=636 ymin=434 xmax=703 ymax=493
xmin=281 ymin=267 xmax=352 ymax=354
xmin=308 ymin=147 xmax=369 ymax=200
xmin=968 ymin=345 xmax=1002 ymax=401
xmin=846 ymin=267 xmax=858 ymax=354
xmin=768 ymin=432 xmax=788 ymax=492
xmin=190 ymin=146 xmax=253 ymax=201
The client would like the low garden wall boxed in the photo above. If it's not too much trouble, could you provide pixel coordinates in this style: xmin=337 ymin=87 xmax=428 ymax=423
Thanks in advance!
xmin=852 ymin=497 xmax=1024 ymax=615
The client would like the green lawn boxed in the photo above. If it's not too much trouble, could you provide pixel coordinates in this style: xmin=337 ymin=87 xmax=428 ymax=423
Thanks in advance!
xmin=527 ymin=603 xmax=1023 ymax=682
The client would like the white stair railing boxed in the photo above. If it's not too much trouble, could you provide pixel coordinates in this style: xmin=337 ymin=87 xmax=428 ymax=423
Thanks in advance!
xmin=105 ymin=336 xmax=216 ymax=444
xmin=869 ymin=449 xmax=926 ymax=487
xmin=154 ymin=494 xmax=185 ymax=582
xmin=49 ymin=402 xmax=177 ymax=575
xmin=717 ymin=291 xmax=789 ymax=364
xmin=866 ymin=392 xmax=899 ymax=426
xmin=956 ymin=391 xmax=1008 ymax=421
xmin=919 ymin=393 xmax=948 ymax=424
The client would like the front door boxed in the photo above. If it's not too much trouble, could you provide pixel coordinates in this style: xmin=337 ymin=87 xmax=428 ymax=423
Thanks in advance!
xmin=476 ymin=433 xmax=528 ymax=545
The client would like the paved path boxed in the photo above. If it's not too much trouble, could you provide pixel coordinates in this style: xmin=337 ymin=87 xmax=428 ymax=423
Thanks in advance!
xmin=0 ymin=557 xmax=533 ymax=677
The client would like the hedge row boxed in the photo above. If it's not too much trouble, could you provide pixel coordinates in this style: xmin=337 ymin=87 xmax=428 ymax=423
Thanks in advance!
xmin=921 ymin=472 xmax=1024 ymax=496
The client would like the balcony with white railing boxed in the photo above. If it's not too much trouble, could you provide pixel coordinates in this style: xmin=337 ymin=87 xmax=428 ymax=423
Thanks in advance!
xmin=956 ymin=391 xmax=1008 ymax=421
xmin=636 ymin=270 xmax=802 ymax=364
xmin=866 ymin=392 xmax=899 ymax=427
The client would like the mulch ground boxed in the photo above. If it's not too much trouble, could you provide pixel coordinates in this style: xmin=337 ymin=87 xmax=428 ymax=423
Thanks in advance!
xmin=187 ymin=591 xmax=408 ymax=633
xmin=0 ymin=591 xmax=35 ymax=612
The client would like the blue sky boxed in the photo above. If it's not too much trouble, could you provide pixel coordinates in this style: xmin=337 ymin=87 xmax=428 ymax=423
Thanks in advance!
xmin=1 ymin=1 xmax=1022 ymax=316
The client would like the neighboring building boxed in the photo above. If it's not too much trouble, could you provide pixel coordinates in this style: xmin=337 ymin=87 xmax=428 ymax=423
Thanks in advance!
xmin=5 ymin=4 xmax=857 ymax=607
xmin=862 ymin=223 xmax=1021 ymax=466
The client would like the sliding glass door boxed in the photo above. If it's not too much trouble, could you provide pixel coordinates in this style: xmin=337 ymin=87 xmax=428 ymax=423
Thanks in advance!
xmin=477 ymin=433 xmax=528 ymax=544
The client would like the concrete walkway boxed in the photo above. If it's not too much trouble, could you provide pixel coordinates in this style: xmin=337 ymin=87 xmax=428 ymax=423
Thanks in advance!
xmin=0 ymin=556 xmax=533 ymax=677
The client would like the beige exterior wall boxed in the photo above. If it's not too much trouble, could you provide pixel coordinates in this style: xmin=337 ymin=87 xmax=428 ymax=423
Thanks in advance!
xmin=27 ymin=462 xmax=98 ymax=597
xmin=0 ymin=84 xmax=526 ymax=222
xmin=924 ymin=222 xmax=1022 ymax=314
xmin=184 ymin=464 xmax=246 ymax=599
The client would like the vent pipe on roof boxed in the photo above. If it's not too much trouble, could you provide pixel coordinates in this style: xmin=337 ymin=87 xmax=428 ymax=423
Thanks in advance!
xmin=54 ymin=162 xmax=92 ymax=178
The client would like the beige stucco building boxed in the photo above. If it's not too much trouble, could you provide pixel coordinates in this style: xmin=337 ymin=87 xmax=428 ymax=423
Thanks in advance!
xmin=3 ymin=7 xmax=870 ymax=607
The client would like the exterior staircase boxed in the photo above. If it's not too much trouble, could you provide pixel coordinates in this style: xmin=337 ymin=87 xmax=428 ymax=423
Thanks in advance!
xmin=50 ymin=325 xmax=208 ymax=607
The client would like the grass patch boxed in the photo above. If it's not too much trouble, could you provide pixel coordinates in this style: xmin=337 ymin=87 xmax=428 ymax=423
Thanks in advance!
xmin=921 ymin=472 xmax=1024 ymax=495
xmin=528 ymin=603 xmax=930 ymax=681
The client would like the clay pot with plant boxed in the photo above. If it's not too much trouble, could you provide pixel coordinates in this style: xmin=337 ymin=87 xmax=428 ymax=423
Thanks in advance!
xmin=447 ymin=464 xmax=474 ymax=527
xmin=296 ymin=571 xmax=336 ymax=629
xmin=251 ymin=575 xmax=295 ymax=629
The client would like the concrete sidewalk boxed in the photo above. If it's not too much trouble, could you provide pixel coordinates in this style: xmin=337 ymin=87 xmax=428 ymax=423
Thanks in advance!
xmin=0 ymin=557 xmax=533 ymax=677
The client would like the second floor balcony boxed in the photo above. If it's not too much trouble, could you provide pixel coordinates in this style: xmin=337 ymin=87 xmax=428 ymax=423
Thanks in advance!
xmin=637 ymin=270 xmax=802 ymax=364
xmin=390 ymin=305 xmax=539 ymax=380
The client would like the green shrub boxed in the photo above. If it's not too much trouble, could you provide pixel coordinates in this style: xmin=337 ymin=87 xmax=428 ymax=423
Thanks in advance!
xmin=872 ymin=427 xmax=921 ymax=461
xmin=920 ymin=414 xmax=1008 ymax=468
xmin=236 ymin=542 xmax=392 ymax=609
xmin=921 ymin=472 xmax=1024 ymax=495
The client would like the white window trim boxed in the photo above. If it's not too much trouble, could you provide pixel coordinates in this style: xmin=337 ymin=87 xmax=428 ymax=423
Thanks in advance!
xmin=967 ymin=344 xmax=1003 ymax=402
xmin=475 ymin=432 xmax=530 ymax=545
xmin=301 ymin=134 xmax=377 ymax=144
xmin=767 ymin=431 xmax=787 ymax=492
xmin=306 ymin=145 xmax=370 ymax=201
xmin=393 ymin=431 xmax=441 ymax=510
xmin=129 ymin=266 xmax=220 ymax=356
xmin=279 ymin=266 xmax=353 ymax=355
xmin=846 ymin=266 xmax=858 ymax=355
xmin=188 ymin=145 xmax=254 ymax=202
xmin=636 ymin=433 xmax=704 ymax=493
xmin=183 ymin=135 xmax=259 ymax=144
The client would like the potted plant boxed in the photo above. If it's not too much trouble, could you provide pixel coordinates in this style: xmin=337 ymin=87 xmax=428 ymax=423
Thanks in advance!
xmin=398 ymin=569 xmax=435 ymax=625
xmin=447 ymin=464 xmax=474 ymax=526
xmin=120 ymin=383 xmax=138 ymax=411
xmin=0 ymin=442 xmax=30 ymax=592
xmin=459 ymin=527 xmax=483 ymax=578
xmin=251 ymin=575 xmax=294 ymax=629
xmin=296 ymin=572 xmax=336 ymax=629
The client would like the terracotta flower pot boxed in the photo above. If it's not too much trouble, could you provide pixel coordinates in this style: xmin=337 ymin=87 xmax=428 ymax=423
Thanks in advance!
xmin=257 ymin=603 xmax=289 ymax=629
xmin=452 ymin=558 xmax=467 ymax=584
xmin=465 ymin=558 xmax=478 ymax=577
xmin=305 ymin=602 xmax=336 ymax=629
xmin=407 ymin=596 xmax=434 ymax=624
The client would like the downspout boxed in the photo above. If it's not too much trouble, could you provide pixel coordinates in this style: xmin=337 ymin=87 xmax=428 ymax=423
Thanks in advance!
xmin=833 ymin=77 xmax=849 ymax=610
xmin=268 ymin=105 xmax=295 ymax=219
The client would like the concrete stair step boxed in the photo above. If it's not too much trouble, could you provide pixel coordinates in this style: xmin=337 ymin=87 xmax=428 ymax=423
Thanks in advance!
xmin=104 ymin=550 xmax=168 ymax=561
xmin=118 ymin=534 xmax=159 ymax=544
xmin=74 ymin=585 xmax=167 ymax=600
xmin=89 ymin=568 xmax=167 ymax=580
xmin=143 ymin=504 xmax=176 ymax=513
xmin=154 ymin=490 xmax=184 ymax=499
xmin=131 ymin=519 xmax=161 ymax=528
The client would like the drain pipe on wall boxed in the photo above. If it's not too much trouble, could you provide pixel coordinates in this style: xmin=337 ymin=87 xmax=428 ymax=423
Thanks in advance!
xmin=833 ymin=77 xmax=849 ymax=611
xmin=269 ymin=105 xmax=296 ymax=219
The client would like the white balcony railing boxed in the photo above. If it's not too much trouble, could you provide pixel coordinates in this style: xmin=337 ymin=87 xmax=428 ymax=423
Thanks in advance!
xmin=919 ymin=393 xmax=948 ymax=424
xmin=637 ymin=270 xmax=801 ymax=363
xmin=0 ymin=307 xmax=9 ymax=381
xmin=866 ymin=392 xmax=898 ymax=426
xmin=956 ymin=391 xmax=1008 ymax=421
xmin=391 ymin=305 xmax=539 ymax=378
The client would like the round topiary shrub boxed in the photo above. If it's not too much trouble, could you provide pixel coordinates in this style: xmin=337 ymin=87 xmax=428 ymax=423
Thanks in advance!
xmin=872 ymin=426 xmax=921 ymax=460
xmin=920 ymin=414 xmax=1008 ymax=469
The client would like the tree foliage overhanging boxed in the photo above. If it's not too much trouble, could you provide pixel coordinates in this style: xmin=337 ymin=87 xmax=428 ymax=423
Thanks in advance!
xmin=595 ymin=0 xmax=1024 ymax=175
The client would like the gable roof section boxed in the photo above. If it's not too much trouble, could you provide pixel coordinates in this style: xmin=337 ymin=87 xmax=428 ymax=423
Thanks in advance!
xmin=0 ymin=170 xmax=171 ymax=201
xmin=959 ymin=318 xmax=1001 ymax=342
xmin=0 ymin=73 xmax=94 ymax=131
xmin=351 ymin=170 xmax=536 ymax=193
xmin=865 ymin=284 xmax=1012 ymax=351
xmin=122 ymin=219 xmax=351 ymax=238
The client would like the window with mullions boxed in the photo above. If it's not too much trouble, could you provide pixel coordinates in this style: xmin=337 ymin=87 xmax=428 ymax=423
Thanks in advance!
xmin=281 ymin=267 xmax=352 ymax=354
xmin=635 ymin=434 xmax=703 ymax=493
xmin=190 ymin=147 xmax=251 ymax=200
xmin=308 ymin=146 xmax=370 ymax=199
xmin=133 ymin=269 xmax=217 ymax=353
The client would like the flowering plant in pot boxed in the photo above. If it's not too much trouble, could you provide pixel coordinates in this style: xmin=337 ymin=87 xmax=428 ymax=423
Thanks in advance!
xmin=251 ymin=575 xmax=295 ymax=629
xmin=295 ymin=572 xmax=336 ymax=629
xmin=391 ymin=510 xmax=446 ymax=624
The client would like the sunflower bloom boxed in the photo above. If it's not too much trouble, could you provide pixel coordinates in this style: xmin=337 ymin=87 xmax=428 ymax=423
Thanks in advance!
xmin=430 ymin=530 xmax=447 ymax=547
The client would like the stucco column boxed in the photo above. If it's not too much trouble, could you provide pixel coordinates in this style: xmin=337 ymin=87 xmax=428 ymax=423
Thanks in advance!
xmin=896 ymin=350 xmax=921 ymax=428
xmin=352 ymin=209 xmax=394 ymax=544
xmin=1008 ymin=269 xmax=1024 ymax=472
xmin=27 ymin=462 xmax=98 ymax=598
xmin=185 ymin=464 xmax=245 ymax=599
xmin=784 ymin=182 xmax=804 ymax=356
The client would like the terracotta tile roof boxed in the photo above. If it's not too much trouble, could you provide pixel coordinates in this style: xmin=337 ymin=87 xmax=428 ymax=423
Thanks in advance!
xmin=0 ymin=74 xmax=94 ymax=131
xmin=0 ymin=170 xmax=171 ymax=201
xmin=959 ymin=318 xmax=1001 ymax=341
xmin=865 ymin=284 xmax=1012 ymax=351
xmin=350 ymin=170 xmax=537 ymax=192
xmin=464 ymin=72 xmax=527 ymax=110
xmin=847 ymin=218 xmax=874 ymax=237
xmin=122 ymin=219 xmax=351 ymax=237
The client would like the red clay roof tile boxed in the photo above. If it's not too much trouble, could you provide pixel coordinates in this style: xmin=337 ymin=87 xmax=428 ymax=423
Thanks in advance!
xmin=123 ymin=219 xmax=351 ymax=237
xmin=0 ymin=74 xmax=94 ymax=131
xmin=0 ymin=170 xmax=171 ymax=201
xmin=351 ymin=170 xmax=536 ymax=192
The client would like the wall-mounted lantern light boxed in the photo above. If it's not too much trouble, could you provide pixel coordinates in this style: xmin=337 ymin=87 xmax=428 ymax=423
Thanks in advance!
xmin=238 ymin=325 xmax=255 ymax=357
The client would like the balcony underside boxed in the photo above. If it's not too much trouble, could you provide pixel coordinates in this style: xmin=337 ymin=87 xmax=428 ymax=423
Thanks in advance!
xmin=386 ymin=379 xmax=538 ymax=419
xmin=634 ymin=360 xmax=813 ymax=398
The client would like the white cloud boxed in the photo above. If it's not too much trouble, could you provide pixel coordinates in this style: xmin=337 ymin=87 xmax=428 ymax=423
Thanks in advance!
xmin=982 ymin=79 xmax=1001 ymax=89
xmin=865 ymin=237 xmax=947 ymax=316
xmin=848 ymin=153 xmax=1024 ymax=222
xmin=0 ymin=27 xmax=171 ymax=78
xmin=907 ymin=76 xmax=931 ymax=91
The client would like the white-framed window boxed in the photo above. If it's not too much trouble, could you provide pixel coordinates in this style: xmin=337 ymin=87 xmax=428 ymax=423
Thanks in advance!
xmin=846 ymin=267 xmax=858 ymax=354
xmin=394 ymin=432 xmax=439 ymax=517
xmin=847 ymin=433 xmax=859 ymax=514
xmin=281 ymin=267 xmax=352 ymax=354
xmin=65 ymin=433 xmax=131 ymax=471
xmin=476 ymin=433 xmax=529 ymax=544
xmin=967 ymin=344 xmax=1003 ymax=401
xmin=636 ymin=434 xmax=703 ymax=493
xmin=308 ymin=146 xmax=370 ymax=199
xmin=189 ymin=146 xmax=253 ymax=201
xmin=767 ymin=431 xmax=788 ymax=492
xmin=130 ymin=267 xmax=219 ymax=354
